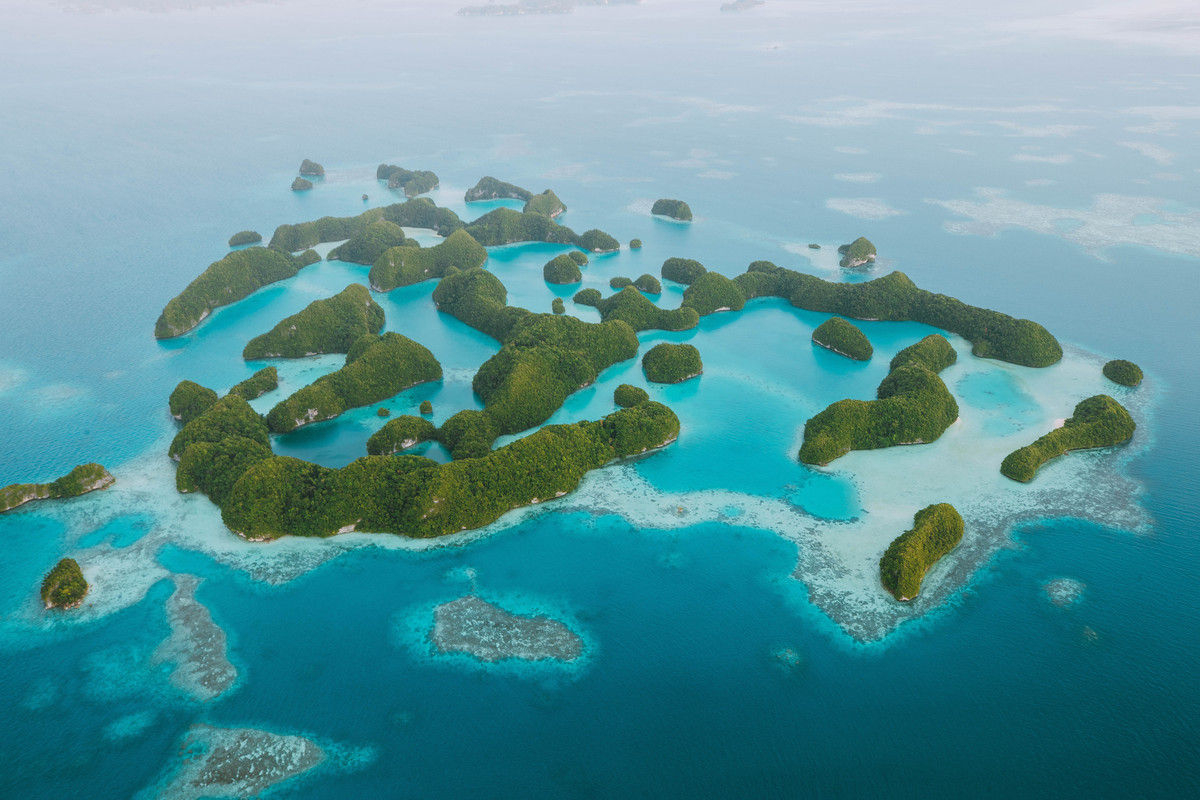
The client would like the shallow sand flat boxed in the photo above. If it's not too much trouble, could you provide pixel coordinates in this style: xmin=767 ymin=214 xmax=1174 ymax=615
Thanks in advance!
xmin=152 ymin=574 xmax=236 ymax=701
xmin=431 ymin=594 xmax=584 ymax=662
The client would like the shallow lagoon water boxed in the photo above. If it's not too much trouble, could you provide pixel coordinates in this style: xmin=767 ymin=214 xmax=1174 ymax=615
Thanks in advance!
xmin=1 ymin=1 xmax=1199 ymax=797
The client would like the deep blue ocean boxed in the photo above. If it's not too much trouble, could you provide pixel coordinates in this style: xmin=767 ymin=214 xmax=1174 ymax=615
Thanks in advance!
xmin=1 ymin=1 xmax=1197 ymax=797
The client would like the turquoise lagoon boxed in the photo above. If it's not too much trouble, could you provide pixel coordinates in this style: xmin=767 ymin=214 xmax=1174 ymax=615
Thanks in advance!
xmin=1 ymin=1 xmax=1198 ymax=797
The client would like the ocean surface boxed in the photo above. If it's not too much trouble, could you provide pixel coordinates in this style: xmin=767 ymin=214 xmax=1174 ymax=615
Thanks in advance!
xmin=1 ymin=1 xmax=1198 ymax=797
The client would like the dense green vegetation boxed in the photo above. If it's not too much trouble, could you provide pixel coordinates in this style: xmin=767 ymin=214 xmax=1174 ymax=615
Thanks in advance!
xmin=228 ymin=230 xmax=262 ymax=247
xmin=243 ymin=284 xmax=385 ymax=359
xmin=568 ymin=250 xmax=588 ymax=266
xmin=651 ymin=198 xmax=693 ymax=221
xmin=643 ymin=343 xmax=703 ymax=383
xmin=552 ymin=297 xmax=565 ymax=315
xmin=177 ymin=435 xmax=273 ymax=504
xmin=420 ymin=400 xmax=433 ymax=415
xmin=299 ymin=159 xmax=324 ymax=177
xmin=543 ymin=254 xmax=582 ymax=284
xmin=465 ymin=176 xmax=532 ymax=203
xmin=838 ymin=237 xmax=876 ymax=268
xmin=523 ymin=189 xmax=566 ymax=217
xmin=41 ymin=558 xmax=88 ymax=609
xmin=1000 ymin=395 xmax=1136 ymax=482
xmin=229 ymin=367 xmax=279 ymax=400
xmin=733 ymin=263 xmax=1062 ymax=367
xmin=219 ymin=401 xmax=679 ymax=540
xmin=463 ymin=207 xmax=576 ymax=247
xmin=433 ymin=268 xmax=529 ymax=341
xmin=614 ymin=384 xmax=649 ymax=408
xmin=2 ymin=464 xmax=115 ymax=514
xmin=366 ymin=415 xmax=438 ymax=456
xmin=630 ymin=239 xmax=643 ymax=249
xmin=1103 ymin=359 xmax=1143 ymax=387
xmin=573 ymin=288 xmax=602 ymax=307
xmin=170 ymin=394 xmax=270 ymax=460
xmin=266 ymin=332 xmax=443 ymax=433
xmin=581 ymin=286 xmax=699 ymax=332
xmin=634 ymin=274 xmax=662 ymax=294
xmin=798 ymin=334 xmax=959 ymax=466
xmin=437 ymin=409 xmax=499 ymax=459
xmin=169 ymin=380 xmax=219 ymax=424
xmin=661 ymin=257 xmax=707 ymax=285
xmin=270 ymin=209 xmax=384 ymax=252
xmin=155 ymin=247 xmax=320 ymax=339
xmin=577 ymin=229 xmax=620 ymax=253
xmin=609 ymin=276 xmax=633 ymax=290
xmin=369 ymin=229 xmax=487 ymax=291
xmin=327 ymin=220 xmax=407 ymax=265
xmin=879 ymin=504 xmax=964 ymax=601
xmin=291 ymin=177 xmax=313 ymax=192
xmin=682 ymin=272 xmax=746 ymax=315
xmin=377 ymin=164 xmax=439 ymax=197
xmin=812 ymin=317 xmax=873 ymax=361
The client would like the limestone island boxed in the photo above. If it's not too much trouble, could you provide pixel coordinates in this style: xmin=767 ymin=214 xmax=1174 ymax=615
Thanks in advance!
xmin=552 ymin=297 xmax=565 ymax=314
xmin=630 ymin=238 xmax=643 ymax=249
xmin=879 ymin=503 xmax=964 ymax=601
xmin=228 ymin=230 xmax=262 ymax=247
xmin=298 ymin=159 xmax=324 ymax=177
xmin=614 ymin=383 xmax=649 ymax=408
xmin=1103 ymin=359 xmax=1143 ymax=387
xmin=574 ymin=285 xmax=698 ymax=332
xmin=643 ymin=342 xmax=702 ymax=384
xmin=377 ymin=163 xmax=439 ymax=197
xmin=369 ymin=229 xmax=487 ymax=291
xmin=366 ymin=415 xmax=437 ymax=456
xmin=41 ymin=558 xmax=88 ymax=609
xmin=1000 ymin=395 xmax=1135 ymax=483
xmin=812 ymin=317 xmax=873 ymax=361
xmin=465 ymin=176 xmax=533 ymax=203
xmin=838 ymin=236 xmax=876 ymax=268
xmin=291 ymin=177 xmax=313 ymax=192
xmin=661 ymin=257 xmax=706 ymax=285
xmin=543 ymin=254 xmax=582 ymax=285
xmin=243 ymin=284 xmax=385 ymax=360
xmin=652 ymin=198 xmax=693 ymax=222
xmin=431 ymin=595 xmax=583 ymax=663
xmin=230 ymin=367 xmax=279 ymax=400
xmin=327 ymin=219 xmax=407 ymax=265
xmin=682 ymin=271 xmax=745 ymax=315
xmin=2 ymin=463 xmax=114 ymax=514
xmin=523 ymin=189 xmax=566 ymax=218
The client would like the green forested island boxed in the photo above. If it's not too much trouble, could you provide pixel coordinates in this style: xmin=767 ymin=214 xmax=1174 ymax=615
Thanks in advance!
xmin=228 ymin=230 xmax=262 ymax=247
xmin=879 ymin=504 xmax=964 ymax=601
xmin=838 ymin=237 xmax=876 ymax=268
xmin=661 ymin=257 xmax=707 ymax=285
xmin=169 ymin=380 xmax=220 ymax=425
xmin=812 ymin=317 xmax=873 ymax=361
xmin=575 ymin=286 xmax=699 ymax=332
xmin=1000 ymin=395 xmax=1135 ymax=482
xmin=682 ymin=272 xmax=746 ymax=315
xmin=1103 ymin=359 xmax=1143 ymax=387
xmin=630 ymin=239 xmax=643 ymax=249
xmin=651 ymin=198 xmax=693 ymax=221
xmin=265 ymin=332 xmax=443 ymax=433
xmin=377 ymin=164 xmax=439 ymax=196
xmin=523 ymin=189 xmax=566 ymax=218
xmin=465 ymin=176 xmax=533 ymax=203
xmin=366 ymin=415 xmax=437 ymax=456
xmin=643 ymin=343 xmax=703 ymax=383
xmin=369 ymin=229 xmax=488 ymax=291
xmin=799 ymin=334 xmax=958 ymax=466
xmin=41 ymin=558 xmax=88 ymax=609
xmin=243 ymin=284 xmax=385 ymax=359
xmin=229 ymin=367 xmax=279 ymax=400
xmin=327 ymin=220 xmax=407 ymax=265
xmin=614 ymin=384 xmax=649 ymax=408
xmin=543 ymin=254 xmax=582 ymax=285
xmin=1 ymin=463 xmax=115 ymax=514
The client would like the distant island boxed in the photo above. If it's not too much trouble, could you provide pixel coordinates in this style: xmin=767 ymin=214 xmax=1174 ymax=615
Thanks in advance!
xmin=465 ymin=176 xmax=533 ymax=203
xmin=1103 ymin=359 xmax=1143 ymax=387
xmin=291 ymin=177 xmax=313 ymax=192
xmin=298 ymin=159 xmax=324 ymax=177
xmin=1001 ymin=395 xmax=1135 ymax=482
xmin=652 ymin=198 xmax=693 ymax=221
xmin=838 ymin=237 xmax=876 ymax=268
xmin=2 ymin=463 xmax=114 ymax=514
xmin=544 ymin=254 xmax=582 ymax=285
xmin=661 ymin=257 xmax=706 ymax=285
xmin=227 ymin=230 xmax=261 ymax=247
xmin=879 ymin=504 xmax=964 ymax=601
xmin=377 ymin=163 xmax=439 ymax=197
xmin=41 ymin=558 xmax=88 ymax=609
xmin=524 ymin=189 xmax=566 ymax=217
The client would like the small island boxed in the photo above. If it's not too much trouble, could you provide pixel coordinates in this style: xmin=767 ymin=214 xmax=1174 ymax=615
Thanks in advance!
xmin=523 ymin=189 xmax=566 ymax=218
xmin=575 ymin=285 xmax=699 ymax=332
xmin=41 ymin=558 xmax=88 ymax=609
xmin=543 ymin=254 xmax=582 ymax=285
xmin=464 ymin=176 xmax=533 ymax=203
xmin=838 ymin=236 xmax=876 ymax=268
xmin=614 ymin=383 xmax=649 ymax=408
xmin=683 ymin=271 xmax=746 ymax=315
xmin=228 ymin=230 xmax=262 ymax=247
xmin=291 ymin=177 xmax=313 ymax=192
xmin=420 ymin=400 xmax=434 ymax=415
xmin=630 ymin=238 xmax=643 ymax=249
xmin=643 ymin=342 xmax=702 ymax=384
xmin=577 ymin=228 xmax=620 ymax=253
xmin=634 ymin=274 xmax=661 ymax=294
xmin=652 ymin=198 xmax=693 ymax=222
xmin=377 ymin=163 xmax=439 ymax=197
xmin=1103 ymin=359 xmax=1143 ymax=387
xmin=661 ymin=257 xmax=707 ymax=285
xmin=609 ymin=276 xmax=632 ymax=290
xmin=431 ymin=595 xmax=583 ymax=663
xmin=552 ymin=297 xmax=565 ymax=314
xmin=2 ymin=463 xmax=115 ymax=514
xmin=1000 ymin=395 xmax=1135 ymax=482
xmin=229 ymin=367 xmax=279 ymax=400
xmin=568 ymin=250 xmax=588 ymax=266
xmin=879 ymin=504 xmax=964 ymax=601
xmin=366 ymin=415 xmax=437 ymax=455
xmin=327 ymin=219 xmax=407 ymax=265
xmin=169 ymin=380 xmax=219 ymax=425
xmin=369 ymin=229 xmax=487 ymax=291
xmin=812 ymin=317 xmax=873 ymax=361
xmin=243 ymin=284 xmax=385 ymax=360
xmin=299 ymin=159 xmax=324 ymax=177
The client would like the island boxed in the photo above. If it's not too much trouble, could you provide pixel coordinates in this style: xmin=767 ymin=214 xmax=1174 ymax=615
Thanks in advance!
xmin=420 ymin=400 xmax=434 ymax=415
xmin=1000 ymin=395 xmax=1136 ymax=482
xmin=568 ymin=250 xmax=588 ymax=266
xmin=661 ymin=257 xmax=707 ymax=285
xmin=879 ymin=504 xmax=964 ymax=601
xmin=464 ymin=176 xmax=533 ymax=203
xmin=366 ymin=415 xmax=437 ymax=455
xmin=437 ymin=409 xmax=500 ymax=459
xmin=609 ymin=276 xmax=632 ymax=290
xmin=574 ymin=285 xmax=699 ymax=332
xmin=243 ymin=284 xmax=385 ymax=360
xmin=265 ymin=332 xmax=443 ymax=433
xmin=552 ymin=297 xmax=565 ymax=314
xmin=155 ymin=247 xmax=321 ymax=339
xmin=643 ymin=342 xmax=703 ymax=383
xmin=812 ymin=317 xmax=873 ymax=361
xmin=634 ymin=274 xmax=661 ymax=294
xmin=523 ymin=189 xmax=566 ymax=218
xmin=543 ymin=254 xmax=582 ymax=285
xmin=377 ymin=163 xmax=439 ymax=197
xmin=2 ymin=463 xmax=115 ymax=514
xmin=577 ymin=229 xmax=620 ymax=253
xmin=327 ymin=219 xmax=407 ymax=265
xmin=652 ymin=198 xmax=693 ymax=222
xmin=169 ymin=380 xmax=219 ymax=425
xmin=368 ymin=229 xmax=488 ymax=291
xmin=838 ymin=237 xmax=876 ymax=268
xmin=431 ymin=595 xmax=583 ymax=663
xmin=682 ymin=272 xmax=746 ymax=315
xmin=291 ymin=177 xmax=313 ymax=192
xmin=41 ymin=558 xmax=88 ymax=609
xmin=228 ymin=230 xmax=262 ymax=247
xmin=1103 ymin=359 xmax=1143 ymax=387
xmin=229 ymin=367 xmax=279 ymax=400
xmin=798 ymin=334 xmax=959 ymax=466
xmin=614 ymin=383 xmax=649 ymax=408
xmin=299 ymin=159 xmax=324 ymax=177
xmin=630 ymin=238 xmax=643 ymax=249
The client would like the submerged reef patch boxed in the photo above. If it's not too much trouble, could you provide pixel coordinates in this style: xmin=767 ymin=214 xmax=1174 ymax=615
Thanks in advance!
xmin=431 ymin=595 xmax=583 ymax=663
